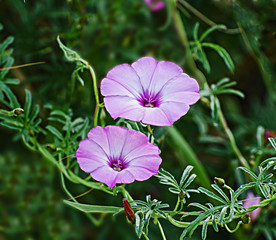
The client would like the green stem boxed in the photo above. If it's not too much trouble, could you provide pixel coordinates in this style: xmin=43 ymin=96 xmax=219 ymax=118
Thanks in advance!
xmin=217 ymin=109 xmax=250 ymax=169
xmin=157 ymin=219 xmax=167 ymax=240
xmin=147 ymin=125 xmax=153 ymax=135
xmin=223 ymin=184 xmax=235 ymax=195
xmin=171 ymin=0 xmax=206 ymax=87
xmin=88 ymin=65 xmax=100 ymax=126
xmin=60 ymin=172 xmax=104 ymax=226
xmin=142 ymin=231 xmax=150 ymax=240
xmin=118 ymin=186 xmax=134 ymax=203
xmin=173 ymin=197 xmax=180 ymax=212
xmin=224 ymin=221 xmax=242 ymax=233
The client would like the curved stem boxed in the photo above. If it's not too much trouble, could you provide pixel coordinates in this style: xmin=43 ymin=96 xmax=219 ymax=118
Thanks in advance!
xmin=157 ymin=219 xmax=167 ymax=240
xmin=173 ymin=197 xmax=180 ymax=212
xmin=142 ymin=231 xmax=150 ymax=240
xmin=88 ymin=65 xmax=100 ymax=126
xmin=177 ymin=0 xmax=240 ymax=34
xmin=171 ymin=0 xmax=206 ymax=87
xmin=224 ymin=221 xmax=243 ymax=233
xmin=217 ymin=109 xmax=250 ymax=169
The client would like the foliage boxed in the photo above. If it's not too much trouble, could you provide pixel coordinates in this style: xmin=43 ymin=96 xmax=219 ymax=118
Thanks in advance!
xmin=0 ymin=0 xmax=275 ymax=239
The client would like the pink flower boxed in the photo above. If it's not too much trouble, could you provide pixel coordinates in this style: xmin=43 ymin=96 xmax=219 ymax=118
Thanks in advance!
xmin=100 ymin=57 xmax=200 ymax=126
xmin=76 ymin=125 xmax=162 ymax=188
xmin=144 ymin=0 xmax=165 ymax=11
xmin=243 ymin=192 xmax=261 ymax=221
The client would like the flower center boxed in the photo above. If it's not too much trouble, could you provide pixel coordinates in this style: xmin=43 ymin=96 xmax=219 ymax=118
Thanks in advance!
xmin=138 ymin=91 xmax=160 ymax=108
xmin=144 ymin=99 xmax=156 ymax=108
xmin=110 ymin=159 xmax=125 ymax=172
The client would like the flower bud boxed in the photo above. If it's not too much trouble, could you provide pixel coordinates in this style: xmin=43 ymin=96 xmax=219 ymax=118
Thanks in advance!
xmin=9 ymin=108 xmax=24 ymax=116
xmin=123 ymin=199 xmax=136 ymax=224
xmin=214 ymin=177 xmax=225 ymax=188
xmin=241 ymin=214 xmax=251 ymax=224
xmin=179 ymin=190 xmax=185 ymax=202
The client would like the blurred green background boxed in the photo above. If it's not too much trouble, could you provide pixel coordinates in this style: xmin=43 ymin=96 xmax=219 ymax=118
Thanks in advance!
xmin=0 ymin=0 xmax=275 ymax=239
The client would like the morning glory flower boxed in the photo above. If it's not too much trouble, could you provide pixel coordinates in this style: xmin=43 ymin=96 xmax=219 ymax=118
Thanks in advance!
xmin=76 ymin=125 xmax=162 ymax=188
xmin=243 ymin=192 xmax=261 ymax=221
xmin=144 ymin=0 xmax=165 ymax=11
xmin=101 ymin=57 xmax=200 ymax=126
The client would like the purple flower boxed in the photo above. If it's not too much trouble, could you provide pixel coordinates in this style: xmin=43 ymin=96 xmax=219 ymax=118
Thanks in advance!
xmin=100 ymin=57 xmax=200 ymax=126
xmin=144 ymin=0 xmax=165 ymax=11
xmin=75 ymin=125 xmax=162 ymax=188
xmin=243 ymin=192 xmax=261 ymax=221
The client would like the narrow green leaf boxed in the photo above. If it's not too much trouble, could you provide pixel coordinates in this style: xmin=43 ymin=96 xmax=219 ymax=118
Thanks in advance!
xmin=238 ymin=167 xmax=257 ymax=180
xmin=214 ymin=77 xmax=230 ymax=87
xmin=180 ymin=206 xmax=221 ymax=239
xmin=202 ymin=216 xmax=210 ymax=240
xmin=0 ymin=82 xmax=20 ymax=108
xmin=71 ymin=118 xmax=89 ymax=142
xmin=233 ymin=182 xmax=255 ymax=200
xmin=193 ymin=22 xmax=200 ymax=41
xmin=135 ymin=211 xmax=144 ymax=238
xmin=0 ymin=121 xmax=22 ymax=131
xmin=216 ymin=81 xmax=237 ymax=90
xmin=218 ymin=206 xmax=228 ymax=224
xmin=214 ymin=89 xmax=245 ymax=98
xmin=29 ymin=104 xmax=40 ymax=124
xmin=64 ymin=200 xmax=120 ymax=213
xmin=198 ymin=187 xmax=227 ymax=204
xmin=46 ymin=125 xmax=63 ymax=141
xmin=211 ymin=184 xmax=230 ymax=203
xmin=199 ymin=25 xmax=227 ymax=42
xmin=144 ymin=210 xmax=152 ymax=235
xmin=0 ymin=57 xmax=14 ymax=80
xmin=182 ymin=174 xmax=197 ymax=189
xmin=24 ymin=89 xmax=32 ymax=119
xmin=268 ymin=138 xmax=276 ymax=150
xmin=202 ymin=42 xmax=235 ymax=73
xmin=197 ymin=45 xmax=211 ymax=73
xmin=212 ymin=214 xmax=219 ymax=232
xmin=0 ymin=36 xmax=14 ymax=54
xmin=188 ymin=202 xmax=208 ymax=211
xmin=180 ymin=165 xmax=194 ymax=188
xmin=4 ymin=78 xmax=20 ymax=85
xmin=50 ymin=109 xmax=69 ymax=119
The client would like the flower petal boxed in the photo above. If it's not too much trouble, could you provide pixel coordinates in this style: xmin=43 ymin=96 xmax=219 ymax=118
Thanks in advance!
xmin=159 ymin=73 xmax=200 ymax=93
xmin=101 ymin=77 xmax=136 ymax=98
xmin=77 ymin=157 xmax=107 ymax=173
xmin=121 ymin=128 xmax=152 ymax=157
xmin=87 ymin=126 xmax=110 ymax=156
xmin=142 ymin=107 xmax=172 ymax=126
xmin=124 ymin=142 xmax=160 ymax=162
xmin=105 ymin=64 xmax=143 ymax=98
xmin=104 ymin=95 xmax=145 ymax=121
xmin=131 ymin=56 xmax=157 ymax=91
xmin=128 ymin=155 xmax=162 ymax=172
xmin=159 ymin=101 xmax=190 ymax=124
xmin=90 ymin=165 xmax=118 ymax=188
xmin=125 ymin=166 xmax=158 ymax=181
xmin=114 ymin=170 xmax=135 ymax=185
xmin=76 ymin=138 xmax=109 ymax=162
xmin=149 ymin=60 xmax=183 ymax=94
xmin=104 ymin=125 xmax=128 ymax=158
xmin=160 ymin=92 xmax=200 ymax=105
